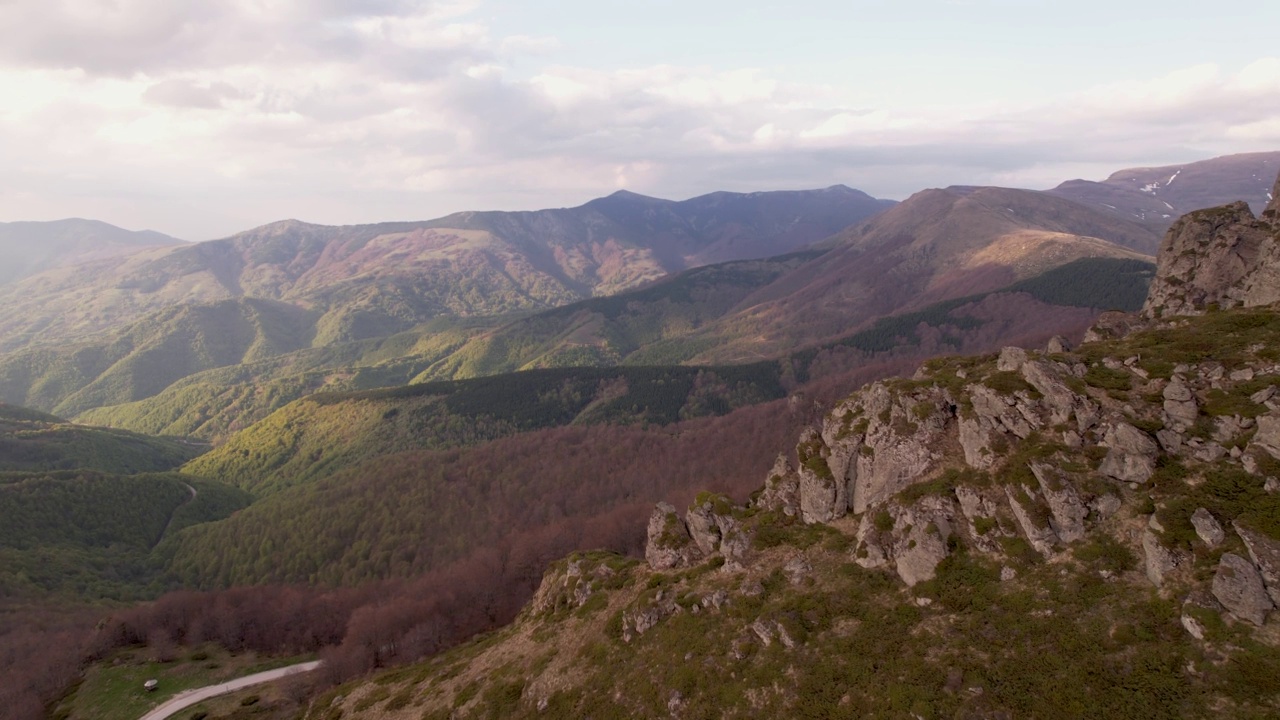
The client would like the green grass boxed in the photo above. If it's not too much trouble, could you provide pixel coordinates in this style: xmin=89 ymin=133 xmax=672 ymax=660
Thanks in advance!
xmin=56 ymin=646 xmax=312 ymax=720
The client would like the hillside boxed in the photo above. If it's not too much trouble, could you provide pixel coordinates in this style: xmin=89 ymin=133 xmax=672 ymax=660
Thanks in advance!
xmin=1049 ymin=150 xmax=1280 ymax=232
xmin=636 ymin=184 xmax=1157 ymax=364
xmin=0 ymin=471 xmax=250 ymax=599
xmin=0 ymin=218 xmax=180 ymax=287
xmin=0 ymin=403 xmax=198 ymax=474
xmin=0 ymin=298 xmax=320 ymax=418
xmin=72 ymin=256 xmax=1150 ymax=442
xmin=311 ymin=174 xmax=1280 ymax=719
xmin=0 ymin=187 xmax=890 ymax=353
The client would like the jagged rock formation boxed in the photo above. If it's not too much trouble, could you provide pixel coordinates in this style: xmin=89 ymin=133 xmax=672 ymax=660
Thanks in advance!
xmin=640 ymin=171 xmax=1280 ymax=623
xmin=1143 ymin=173 xmax=1280 ymax=317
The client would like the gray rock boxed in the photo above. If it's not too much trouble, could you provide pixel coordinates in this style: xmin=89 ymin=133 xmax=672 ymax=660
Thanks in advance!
xmin=1142 ymin=530 xmax=1179 ymax=588
xmin=799 ymin=465 xmax=841 ymax=524
xmin=1156 ymin=429 xmax=1184 ymax=455
xmin=1251 ymin=414 xmax=1280 ymax=460
xmin=997 ymin=346 xmax=1029 ymax=372
xmin=684 ymin=503 xmax=722 ymax=556
xmin=955 ymin=486 xmax=1008 ymax=553
xmin=1142 ymin=194 xmax=1280 ymax=318
xmin=1212 ymin=553 xmax=1274 ymax=626
xmin=645 ymin=502 xmax=700 ymax=570
xmin=1162 ymin=378 xmax=1199 ymax=430
xmin=1029 ymin=463 xmax=1087 ymax=543
xmin=784 ymin=555 xmax=811 ymax=585
xmin=970 ymin=384 xmax=1035 ymax=439
xmin=715 ymin=514 xmax=752 ymax=571
xmin=894 ymin=519 xmax=951 ymax=587
xmin=1181 ymin=613 xmax=1206 ymax=640
xmin=1231 ymin=368 xmax=1256 ymax=382
xmin=1004 ymin=486 xmax=1059 ymax=556
xmin=1234 ymin=523 xmax=1280 ymax=606
xmin=757 ymin=455 xmax=800 ymax=516
xmin=1098 ymin=422 xmax=1159 ymax=484
xmin=1190 ymin=509 xmax=1225 ymax=548
xmin=846 ymin=387 xmax=951 ymax=513
xmin=1047 ymin=336 xmax=1071 ymax=354
xmin=1192 ymin=442 xmax=1228 ymax=463
xmin=1251 ymin=386 xmax=1278 ymax=405
xmin=958 ymin=416 xmax=998 ymax=470
xmin=1021 ymin=360 xmax=1098 ymax=432
xmin=1180 ymin=591 xmax=1222 ymax=641
xmin=1089 ymin=494 xmax=1122 ymax=519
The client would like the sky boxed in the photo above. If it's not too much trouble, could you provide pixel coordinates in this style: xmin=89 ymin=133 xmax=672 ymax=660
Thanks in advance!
xmin=0 ymin=0 xmax=1277 ymax=240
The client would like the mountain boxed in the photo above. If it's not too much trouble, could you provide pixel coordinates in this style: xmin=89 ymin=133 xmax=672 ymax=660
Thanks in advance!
xmin=1048 ymin=150 xmax=1280 ymax=232
xmin=0 ymin=218 xmax=181 ymax=287
xmin=68 ymin=257 xmax=1151 ymax=442
xmin=0 ymin=187 xmax=892 ymax=353
xmin=310 ymin=172 xmax=1280 ymax=720
xmin=626 ymin=184 xmax=1157 ymax=365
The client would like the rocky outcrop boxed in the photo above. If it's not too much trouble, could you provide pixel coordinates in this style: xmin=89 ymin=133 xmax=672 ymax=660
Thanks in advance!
xmin=1212 ymin=553 xmax=1274 ymax=626
xmin=854 ymin=496 xmax=956 ymax=586
xmin=645 ymin=503 xmax=700 ymax=570
xmin=1142 ymin=172 xmax=1280 ymax=318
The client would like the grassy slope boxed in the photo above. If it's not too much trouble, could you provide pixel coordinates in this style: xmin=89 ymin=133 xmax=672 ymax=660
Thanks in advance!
xmin=55 ymin=645 xmax=310 ymax=720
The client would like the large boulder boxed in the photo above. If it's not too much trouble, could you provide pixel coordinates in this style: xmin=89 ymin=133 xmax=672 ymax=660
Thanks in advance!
xmin=1235 ymin=523 xmax=1280 ymax=606
xmin=1142 ymin=198 xmax=1280 ymax=317
xmin=1098 ymin=422 xmax=1158 ymax=484
xmin=1212 ymin=553 xmax=1274 ymax=626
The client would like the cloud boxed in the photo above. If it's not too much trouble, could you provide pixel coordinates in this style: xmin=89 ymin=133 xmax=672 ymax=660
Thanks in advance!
xmin=0 ymin=1 xmax=1276 ymax=239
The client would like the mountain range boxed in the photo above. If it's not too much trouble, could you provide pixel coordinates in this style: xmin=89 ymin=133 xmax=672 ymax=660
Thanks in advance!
xmin=1048 ymin=150 xmax=1280 ymax=231
xmin=4 ymin=153 xmax=1280 ymax=720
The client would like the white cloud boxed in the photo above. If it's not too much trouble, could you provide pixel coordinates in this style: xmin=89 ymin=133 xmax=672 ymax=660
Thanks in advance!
xmin=0 ymin=1 xmax=1275 ymax=239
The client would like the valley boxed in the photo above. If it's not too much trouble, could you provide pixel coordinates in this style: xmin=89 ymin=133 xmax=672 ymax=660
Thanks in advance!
xmin=1 ymin=155 xmax=1277 ymax=720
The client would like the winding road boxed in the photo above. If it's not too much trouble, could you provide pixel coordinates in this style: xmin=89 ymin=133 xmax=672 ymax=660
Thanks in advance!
xmin=137 ymin=660 xmax=323 ymax=720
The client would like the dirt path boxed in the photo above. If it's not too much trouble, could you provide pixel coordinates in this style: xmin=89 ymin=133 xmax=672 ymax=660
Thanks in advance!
xmin=137 ymin=661 xmax=323 ymax=720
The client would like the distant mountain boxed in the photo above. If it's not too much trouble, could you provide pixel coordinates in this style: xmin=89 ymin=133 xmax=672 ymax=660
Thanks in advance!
xmin=1047 ymin=150 xmax=1280 ymax=231
xmin=639 ymin=185 xmax=1157 ymax=364
xmin=0 ymin=187 xmax=892 ymax=353
xmin=0 ymin=218 xmax=181 ymax=286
